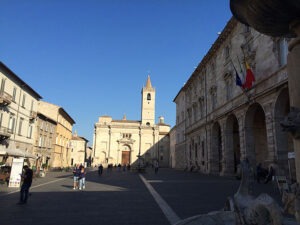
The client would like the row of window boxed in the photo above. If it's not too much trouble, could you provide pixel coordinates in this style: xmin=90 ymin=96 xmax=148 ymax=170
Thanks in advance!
xmin=1 ymin=78 xmax=34 ymax=110
xmin=39 ymin=121 xmax=55 ymax=133
xmin=38 ymin=135 xmax=53 ymax=148
xmin=55 ymin=135 xmax=70 ymax=148
xmin=0 ymin=112 xmax=33 ymax=138
xmin=177 ymin=37 xmax=288 ymax=127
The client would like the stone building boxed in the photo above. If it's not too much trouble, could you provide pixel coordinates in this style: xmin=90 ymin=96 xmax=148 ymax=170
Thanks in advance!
xmin=169 ymin=126 xmax=176 ymax=168
xmin=38 ymin=101 xmax=75 ymax=168
xmin=172 ymin=18 xmax=295 ymax=181
xmin=93 ymin=76 xmax=170 ymax=168
xmin=69 ymin=132 xmax=88 ymax=167
xmin=32 ymin=112 xmax=57 ymax=170
xmin=173 ymin=88 xmax=187 ymax=169
xmin=0 ymin=62 xmax=42 ymax=166
xmin=86 ymin=146 xmax=92 ymax=167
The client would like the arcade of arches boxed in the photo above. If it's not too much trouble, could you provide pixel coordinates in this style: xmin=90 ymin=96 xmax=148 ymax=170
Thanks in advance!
xmin=188 ymin=88 xmax=295 ymax=181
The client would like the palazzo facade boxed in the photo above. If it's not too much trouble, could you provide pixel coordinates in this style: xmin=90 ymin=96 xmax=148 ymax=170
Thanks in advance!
xmin=93 ymin=76 xmax=170 ymax=167
xmin=173 ymin=18 xmax=295 ymax=181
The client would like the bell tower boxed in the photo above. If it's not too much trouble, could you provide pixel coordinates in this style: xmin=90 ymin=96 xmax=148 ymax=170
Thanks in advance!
xmin=141 ymin=75 xmax=155 ymax=126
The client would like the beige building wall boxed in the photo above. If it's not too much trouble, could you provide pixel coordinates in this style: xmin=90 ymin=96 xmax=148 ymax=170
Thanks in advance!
xmin=33 ymin=113 xmax=56 ymax=170
xmin=169 ymin=127 xmax=176 ymax=168
xmin=38 ymin=101 xmax=75 ymax=168
xmin=86 ymin=146 xmax=92 ymax=167
xmin=174 ymin=18 xmax=293 ymax=180
xmin=70 ymin=133 xmax=88 ymax=166
xmin=0 ymin=62 xmax=41 ymax=167
xmin=172 ymin=89 xmax=187 ymax=169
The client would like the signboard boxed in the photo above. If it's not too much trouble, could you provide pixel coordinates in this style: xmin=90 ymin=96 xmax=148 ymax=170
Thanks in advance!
xmin=8 ymin=158 xmax=24 ymax=188
xmin=275 ymin=175 xmax=289 ymax=194
xmin=288 ymin=152 xmax=295 ymax=159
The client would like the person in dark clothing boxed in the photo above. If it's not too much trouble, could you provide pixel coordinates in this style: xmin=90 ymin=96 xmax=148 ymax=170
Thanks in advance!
xmin=256 ymin=163 xmax=263 ymax=183
xmin=18 ymin=165 xmax=33 ymax=204
xmin=98 ymin=164 xmax=103 ymax=176
xmin=264 ymin=165 xmax=274 ymax=184
xmin=256 ymin=163 xmax=268 ymax=183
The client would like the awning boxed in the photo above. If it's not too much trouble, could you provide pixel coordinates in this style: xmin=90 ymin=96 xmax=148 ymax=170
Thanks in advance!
xmin=0 ymin=148 xmax=37 ymax=159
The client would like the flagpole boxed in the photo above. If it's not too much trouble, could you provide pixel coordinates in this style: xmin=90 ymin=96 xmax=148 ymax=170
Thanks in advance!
xmin=229 ymin=57 xmax=251 ymax=101
xmin=237 ymin=55 xmax=244 ymax=79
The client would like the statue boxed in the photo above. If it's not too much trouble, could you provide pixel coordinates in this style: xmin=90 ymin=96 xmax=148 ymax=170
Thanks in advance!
xmin=280 ymin=107 xmax=300 ymax=139
xmin=231 ymin=160 xmax=282 ymax=225
xmin=177 ymin=160 xmax=299 ymax=225
xmin=282 ymin=183 xmax=300 ymax=223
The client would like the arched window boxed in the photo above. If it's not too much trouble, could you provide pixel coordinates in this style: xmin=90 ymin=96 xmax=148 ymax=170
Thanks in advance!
xmin=147 ymin=93 xmax=151 ymax=100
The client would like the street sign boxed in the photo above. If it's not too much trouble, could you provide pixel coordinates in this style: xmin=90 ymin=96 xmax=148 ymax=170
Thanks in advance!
xmin=288 ymin=152 xmax=295 ymax=159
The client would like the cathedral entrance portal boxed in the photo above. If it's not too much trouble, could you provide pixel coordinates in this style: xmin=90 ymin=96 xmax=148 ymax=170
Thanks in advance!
xmin=122 ymin=151 xmax=130 ymax=165
xmin=121 ymin=145 xmax=131 ymax=165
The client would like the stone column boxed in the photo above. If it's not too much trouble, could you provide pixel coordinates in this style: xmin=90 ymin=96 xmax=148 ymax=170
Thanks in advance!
xmin=220 ymin=119 xmax=232 ymax=176
xmin=287 ymin=21 xmax=300 ymax=182
xmin=237 ymin=113 xmax=246 ymax=161
xmin=264 ymin=102 xmax=277 ymax=163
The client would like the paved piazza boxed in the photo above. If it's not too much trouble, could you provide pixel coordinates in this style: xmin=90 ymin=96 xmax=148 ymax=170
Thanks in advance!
xmin=0 ymin=168 xmax=280 ymax=225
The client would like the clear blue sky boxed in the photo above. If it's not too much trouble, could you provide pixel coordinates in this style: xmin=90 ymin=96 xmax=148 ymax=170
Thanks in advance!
xmin=1 ymin=1 xmax=232 ymax=145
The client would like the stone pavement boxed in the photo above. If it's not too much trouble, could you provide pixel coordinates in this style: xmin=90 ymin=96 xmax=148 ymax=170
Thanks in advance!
xmin=0 ymin=167 xmax=284 ymax=225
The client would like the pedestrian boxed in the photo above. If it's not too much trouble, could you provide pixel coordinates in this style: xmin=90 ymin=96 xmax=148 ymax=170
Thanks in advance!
xmin=256 ymin=163 xmax=263 ymax=183
xmin=79 ymin=166 xmax=86 ymax=190
xmin=18 ymin=165 xmax=33 ymax=205
xmin=98 ymin=164 xmax=103 ymax=176
xmin=154 ymin=160 xmax=159 ymax=174
xmin=73 ymin=164 xmax=80 ymax=190
xmin=264 ymin=165 xmax=274 ymax=184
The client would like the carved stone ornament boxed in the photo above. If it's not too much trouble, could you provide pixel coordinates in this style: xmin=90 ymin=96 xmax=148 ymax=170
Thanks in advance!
xmin=176 ymin=159 xmax=299 ymax=225
xmin=230 ymin=0 xmax=300 ymax=38
xmin=281 ymin=107 xmax=300 ymax=139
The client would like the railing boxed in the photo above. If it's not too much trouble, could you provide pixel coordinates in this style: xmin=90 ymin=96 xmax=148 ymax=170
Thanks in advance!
xmin=0 ymin=92 xmax=12 ymax=106
xmin=30 ymin=111 xmax=37 ymax=120
xmin=0 ymin=127 xmax=11 ymax=140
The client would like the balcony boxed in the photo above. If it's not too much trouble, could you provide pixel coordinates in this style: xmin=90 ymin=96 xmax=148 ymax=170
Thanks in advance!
xmin=0 ymin=127 xmax=11 ymax=141
xmin=29 ymin=111 xmax=37 ymax=120
xmin=0 ymin=92 xmax=12 ymax=106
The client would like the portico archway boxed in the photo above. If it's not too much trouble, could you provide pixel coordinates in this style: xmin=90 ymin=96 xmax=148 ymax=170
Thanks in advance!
xmin=274 ymin=88 xmax=295 ymax=180
xmin=225 ymin=114 xmax=241 ymax=175
xmin=245 ymin=103 xmax=268 ymax=167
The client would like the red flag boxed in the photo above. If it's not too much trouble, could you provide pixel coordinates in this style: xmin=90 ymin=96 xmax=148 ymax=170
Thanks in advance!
xmin=242 ymin=62 xmax=255 ymax=89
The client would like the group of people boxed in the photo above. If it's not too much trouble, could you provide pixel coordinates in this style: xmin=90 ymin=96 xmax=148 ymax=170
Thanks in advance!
xmin=72 ymin=164 xmax=86 ymax=190
xmin=97 ymin=163 xmax=131 ymax=175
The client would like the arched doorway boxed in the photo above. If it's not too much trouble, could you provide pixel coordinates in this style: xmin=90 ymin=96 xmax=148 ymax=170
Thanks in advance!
xmin=225 ymin=114 xmax=241 ymax=175
xmin=121 ymin=145 xmax=131 ymax=165
xmin=244 ymin=103 xmax=268 ymax=167
xmin=274 ymin=88 xmax=295 ymax=181
xmin=211 ymin=122 xmax=222 ymax=174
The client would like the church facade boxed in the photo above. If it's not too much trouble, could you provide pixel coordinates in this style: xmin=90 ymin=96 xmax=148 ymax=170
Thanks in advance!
xmin=92 ymin=76 xmax=170 ymax=167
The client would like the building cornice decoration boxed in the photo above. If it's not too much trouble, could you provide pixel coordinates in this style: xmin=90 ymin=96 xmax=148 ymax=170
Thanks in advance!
xmin=117 ymin=138 xmax=136 ymax=145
